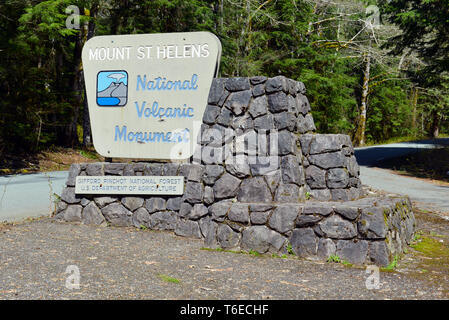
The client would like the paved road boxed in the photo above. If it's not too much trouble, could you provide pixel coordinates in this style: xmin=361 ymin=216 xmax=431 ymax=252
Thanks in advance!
xmin=1 ymin=138 xmax=448 ymax=222
xmin=355 ymin=138 xmax=449 ymax=215
xmin=0 ymin=171 xmax=67 ymax=222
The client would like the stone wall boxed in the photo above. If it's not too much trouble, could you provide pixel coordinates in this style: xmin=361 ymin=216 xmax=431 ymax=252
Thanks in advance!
xmin=55 ymin=76 xmax=415 ymax=266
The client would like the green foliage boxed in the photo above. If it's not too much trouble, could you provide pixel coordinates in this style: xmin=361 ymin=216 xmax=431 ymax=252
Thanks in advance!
xmin=327 ymin=255 xmax=342 ymax=263
xmin=0 ymin=0 xmax=447 ymax=155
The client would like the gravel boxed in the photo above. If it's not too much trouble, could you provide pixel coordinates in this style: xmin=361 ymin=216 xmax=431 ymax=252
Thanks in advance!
xmin=0 ymin=218 xmax=447 ymax=300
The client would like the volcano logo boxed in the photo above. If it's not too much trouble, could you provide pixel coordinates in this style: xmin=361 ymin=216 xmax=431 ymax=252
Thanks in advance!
xmin=96 ymin=70 xmax=128 ymax=106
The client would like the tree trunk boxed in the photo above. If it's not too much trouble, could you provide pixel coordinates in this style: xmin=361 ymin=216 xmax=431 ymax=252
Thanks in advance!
xmin=431 ymin=110 xmax=440 ymax=138
xmin=354 ymin=46 xmax=371 ymax=147
xmin=82 ymin=4 xmax=97 ymax=147
xmin=411 ymin=86 xmax=418 ymax=135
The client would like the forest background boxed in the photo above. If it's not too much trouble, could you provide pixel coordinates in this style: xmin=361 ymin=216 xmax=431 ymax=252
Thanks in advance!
xmin=0 ymin=0 xmax=448 ymax=158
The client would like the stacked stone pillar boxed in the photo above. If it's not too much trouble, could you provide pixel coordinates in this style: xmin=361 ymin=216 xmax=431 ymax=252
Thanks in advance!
xmin=55 ymin=76 xmax=415 ymax=266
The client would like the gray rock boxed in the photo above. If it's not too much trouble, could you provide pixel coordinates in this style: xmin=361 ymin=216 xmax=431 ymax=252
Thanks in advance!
xmin=265 ymin=170 xmax=281 ymax=194
xmin=203 ymin=165 xmax=224 ymax=185
xmin=86 ymin=163 xmax=104 ymax=176
xmin=250 ymin=203 xmax=274 ymax=212
xmin=369 ymin=241 xmax=390 ymax=266
xmin=149 ymin=211 xmax=177 ymax=230
xmin=237 ymin=177 xmax=272 ymax=203
xmin=298 ymin=134 xmax=313 ymax=155
xmin=287 ymin=95 xmax=297 ymax=114
xmin=66 ymin=164 xmax=81 ymax=187
xmin=93 ymin=196 xmax=117 ymax=208
xmin=349 ymin=177 xmax=361 ymax=188
xmin=198 ymin=216 xmax=216 ymax=238
xmin=281 ymin=155 xmax=304 ymax=186
xmin=317 ymin=238 xmax=336 ymax=259
xmin=187 ymin=164 xmax=204 ymax=182
xmin=217 ymin=224 xmax=240 ymax=249
xmin=319 ymin=215 xmax=357 ymax=239
xmin=268 ymin=204 xmax=301 ymax=234
xmin=241 ymin=226 xmax=287 ymax=253
xmin=327 ymin=168 xmax=349 ymax=189
xmin=104 ymin=163 xmax=125 ymax=175
xmin=250 ymin=76 xmax=267 ymax=85
xmin=290 ymin=228 xmax=318 ymax=257
xmin=309 ymin=189 xmax=332 ymax=201
xmin=184 ymin=181 xmax=204 ymax=203
xmin=274 ymin=184 xmax=302 ymax=202
xmin=213 ymin=173 xmax=241 ymax=199
xmin=175 ymin=219 xmax=202 ymax=238
xmin=189 ymin=204 xmax=209 ymax=220
xmin=201 ymin=145 xmax=227 ymax=165
xmin=309 ymin=134 xmax=346 ymax=155
xmin=347 ymin=156 xmax=360 ymax=177
xmin=166 ymin=197 xmax=182 ymax=211
xmin=145 ymin=197 xmax=167 ymax=213
xmin=82 ymin=202 xmax=105 ymax=225
xmin=250 ymin=210 xmax=272 ymax=225
xmin=102 ymin=203 xmax=132 ymax=227
xmin=228 ymin=203 xmax=249 ymax=224
xmin=303 ymin=204 xmax=333 ymax=216
xmin=295 ymin=94 xmax=311 ymax=115
xmin=296 ymin=215 xmax=322 ymax=227
xmin=265 ymin=76 xmax=288 ymax=93
xmin=208 ymin=78 xmax=226 ymax=104
xmin=296 ymin=82 xmax=306 ymax=94
xmin=308 ymin=151 xmax=346 ymax=169
xmin=287 ymin=79 xmax=298 ymax=96
xmin=132 ymin=207 xmax=151 ymax=228
xmin=267 ymin=91 xmax=288 ymax=113
xmin=278 ymin=131 xmax=296 ymax=155
xmin=274 ymin=112 xmax=296 ymax=131
xmin=121 ymin=197 xmax=144 ymax=212
xmin=123 ymin=164 xmax=135 ymax=176
xmin=336 ymin=240 xmax=368 ymax=265
xmin=330 ymin=188 xmax=358 ymax=201
xmin=252 ymin=84 xmax=265 ymax=97
xmin=216 ymin=107 xmax=233 ymax=127
xmin=231 ymin=115 xmax=254 ymax=131
xmin=299 ymin=114 xmax=316 ymax=132
xmin=61 ymin=187 xmax=81 ymax=204
xmin=226 ymin=157 xmax=251 ymax=178
xmin=254 ymin=114 xmax=274 ymax=130
xmin=305 ymin=165 xmax=326 ymax=189
xmin=80 ymin=198 xmax=90 ymax=207
xmin=358 ymin=207 xmax=387 ymax=239
xmin=224 ymin=90 xmax=252 ymax=115
xmin=203 ymin=186 xmax=215 ymax=205
xmin=178 ymin=202 xmax=192 ymax=218
xmin=209 ymin=200 xmax=232 ymax=222
xmin=178 ymin=164 xmax=191 ymax=178
xmin=225 ymin=77 xmax=250 ymax=91
xmin=334 ymin=205 xmax=360 ymax=220
xmin=55 ymin=200 xmax=68 ymax=215
xmin=62 ymin=205 xmax=83 ymax=222
xmin=144 ymin=163 xmax=163 ymax=176
xmin=248 ymin=95 xmax=268 ymax=118
xmin=162 ymin=163 xmax=179 ymax=176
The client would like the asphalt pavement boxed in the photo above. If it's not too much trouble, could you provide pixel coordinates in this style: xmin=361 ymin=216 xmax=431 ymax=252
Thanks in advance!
xmin=355 ymin=138 xmax=449 ymax=215
xmin=0 ymin=171 xmax=66 ymax=222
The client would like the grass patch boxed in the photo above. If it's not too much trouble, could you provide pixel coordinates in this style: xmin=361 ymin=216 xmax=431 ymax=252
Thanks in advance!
xmin=381 ymin=255 xmax=399 ymax=272
xmin=411 ymin=236 xmax=449 ymax=257
xmin=327 ymin=255 xmax=341 ymax=263
xmin=158 ymin=274 xmax=180 ymax=284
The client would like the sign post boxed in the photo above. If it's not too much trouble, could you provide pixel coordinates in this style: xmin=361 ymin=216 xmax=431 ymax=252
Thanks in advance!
xmin=82 ymin=32 xmax=221 ymax=160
